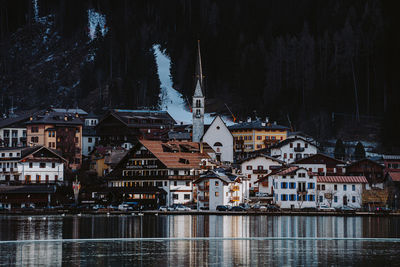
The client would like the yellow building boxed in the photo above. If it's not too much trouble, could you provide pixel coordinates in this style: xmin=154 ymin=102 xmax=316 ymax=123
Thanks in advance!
xmin=228 ymin=119 xmax=289 ymax=153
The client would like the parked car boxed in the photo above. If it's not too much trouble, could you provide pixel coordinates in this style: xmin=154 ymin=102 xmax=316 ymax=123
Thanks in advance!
xmin=259 ymin=205 xmax=268 ymax=211
xmin=199 ymin=206 xmax=209 ymax=210
xmin=174 ymin=205 xmax=191 ymax=211
xmin=300 ymin=207 xmax=317 ymax=212
xmin=92 ymin=205 xmax=105 ymax=210
xmin=318 ymin=205 xmax=335 ymax=211
xmin=216 ymin=205 xmax=228 ymax=211
xmin=159 ymin=206 xmax=168 ymax=211
xmin=336 ymin=206 xmax=356 ymax=213
xmin=118 ymin=204 xmax=134 ymax=211
xmin=231 ymin=206 xmax=246 ymax=212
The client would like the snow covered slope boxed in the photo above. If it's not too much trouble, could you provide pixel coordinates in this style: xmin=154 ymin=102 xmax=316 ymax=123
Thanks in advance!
xmin=153 ymin=44 xmax=233 ymax=125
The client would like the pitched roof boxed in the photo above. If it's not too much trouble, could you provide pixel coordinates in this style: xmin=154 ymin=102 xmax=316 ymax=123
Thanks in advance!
xmin=383 ymin=155 xmax=400 ymax=160
xmin=238 ymin=154 xmax=286 ymax=165
xmin=317 ymin=176 xmax=368 ymax=183
xmin=270 ymin=137 xmax=318 ymax=149
xmin=293 ymin=153 xmax=345 ymax=165
xmin=51 ymin=108 xmax=88 ymax=115
xmin=276 ymin=166 xmax=301 ymax=176
xmin=228 ymin=120 xmax=289 ymax=131
xmin=388 ymin=172 xmax=400 ymax=182
xmin=100 ymin=109 xmax=176 ymax=127
xmin=139 ymin=140 xmax=211 ymax=169
xmin=194 ymin=80 xmax=204 ymax=97
xmin=346 ymin=158 xmax=384 ymax=169
xmin=26 ymin=111 xmax=83 ymax=126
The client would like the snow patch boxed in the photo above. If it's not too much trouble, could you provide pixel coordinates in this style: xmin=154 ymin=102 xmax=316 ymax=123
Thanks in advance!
xmin=32 ymin=0 xmax=39 ymax=22
xmin=153 ymin=44 xmax=233 ymax=125
xmin=88 ymin=9 xmax=108 ymax=40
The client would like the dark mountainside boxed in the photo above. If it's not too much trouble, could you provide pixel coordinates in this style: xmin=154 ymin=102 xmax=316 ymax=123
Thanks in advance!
xmin=0 ymin=0 xmax=399 ymax=151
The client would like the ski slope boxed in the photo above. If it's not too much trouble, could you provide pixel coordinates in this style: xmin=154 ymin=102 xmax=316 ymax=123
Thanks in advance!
xmin=154 ymin=44 xmax=233 ymax=125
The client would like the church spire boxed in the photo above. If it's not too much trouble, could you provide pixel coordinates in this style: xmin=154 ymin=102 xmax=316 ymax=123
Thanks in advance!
xmin=195 ymin=40 xmax=204 ymax=93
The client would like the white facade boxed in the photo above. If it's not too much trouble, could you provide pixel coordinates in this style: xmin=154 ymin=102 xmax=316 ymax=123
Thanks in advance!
xmin=0 ymin=128 xmax=27 ymax=147
xmin=195 ymin=173 xmax=243 ymax=210
xmin=20 ymin=161 xmax=64 ymax=184
xmin=202 ymin=116 xmax=234 ymax=163
xmin=272 ymin=167 xmax=317 ymax=209
xmin=240 ymin=155 xmax=284 ymax=197
xmin=0 ymin=148 xmax=23 ymax=183
xmin=82 ymin=136 xmax=99 ymax=156
xmin=271 ymin=138 xmax=318 ymax=163
xmin=317 ymin=179 xmax=365 ymax=209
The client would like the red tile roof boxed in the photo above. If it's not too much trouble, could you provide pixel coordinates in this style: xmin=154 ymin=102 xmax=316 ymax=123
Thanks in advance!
xmin=276 ymin=166 xmax=299 ymax=175
xmin=389 ymin=172 xmax=400 ymax=182
xmin=139 ymin=140 xmax=211 ymax=169
xmin=317 ymin=176 xmax=368 ymax=183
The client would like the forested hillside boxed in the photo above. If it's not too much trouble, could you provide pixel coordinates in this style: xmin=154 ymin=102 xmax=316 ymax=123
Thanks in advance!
xmin=0 ymin=0 xmax=399 ymax=150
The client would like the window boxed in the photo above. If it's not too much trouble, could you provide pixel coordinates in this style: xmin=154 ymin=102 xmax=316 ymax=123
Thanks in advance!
xmin=289 ymin=182 xmax=296 ymax=189
xmin=319 ymin=195 xmax=323 ymax=202
xmin=305 ymin=143 xmax=308 ymax=148
xmin=281 ymin=194 xmax=287 ymax=201
xmin=186 ymin=181 xmax=190 ymax=186
xmin=290 ymin=153 xmax=293 ymax=159
xmin=215 ymin=192 xmax=219 ymax=197
xmin=281 ymin=182 xmax=287 ymax=189
xmin=343 ymin=185 xmax=347 ymax=191
xmin=45 ymin=175 xmax=49 ymax=183
xmin=25 ymin=175 xmax=31 ymax=184
xmin=352 ymin=196 xmax=356 ymax=203
xmin=308 ymin=195 xmax=315 ymax=201
xmin=257 ymin=136 xmax=262 ymax=140
xmin=36 ymin=175 xmax=41 ymax=183
xmin=257 ymin=165 xmax=263 ymax=170
xmin=31 ymin=127 xmax=39 ymax=133
xmin=257 ymin=144 xmax=262 ymax=149
xmin=173 ymin=194 xmax=179 ymax=200
xmin=40 ymin=163 xmax=46 ymax=168
xmin=352 ymin=185 xmax=355 ymax=191
xmin=184 ymin=194 xmax=190 ymax=200
xmin=272 ymin=136 xmax=276 ymax=140
xmin=307 ymin=183 xmax=315 ymax=189
xmin=174 ymin=181 xmax=177 ymax=186
xmin=334 ymin=196 xmax=338 ymax=203
xmin=322 ymin=185 xmax=325 ymax=190
xmin=246 ymin=166 xmax=252 ymax=170
xmin=164 ymin=181 xmax=167 ymax=186
xmin=88 ymin=138 xmax=93 ymax=143
xmin=289 ymin=194 xmax=296 ymax=201
xmin=290 ymin=143 xmax=293 ymax=148
xmin=29 ymin=162 xmax=33 ymax=168
xmin=156 ymin=181 xmax=163 ymax=187
xmin=55 ymin=175 xmax=58 ymax=182
xmin=265 ymin=136 xmax=269 ymax=140
xmin=215 ymin=181 xmax=219 ymax=186
xmin=334 ymin=184 xmax=337 ymax=191
xmin=283 ymin=153 xmax=287 ymax=159
xmin=317 ymin=185 xmax=320 ymax=190
xmin=248 ymin=136 xmax=252 ymax=140
xmin=282 ymin=175 xmax=286 ymax=179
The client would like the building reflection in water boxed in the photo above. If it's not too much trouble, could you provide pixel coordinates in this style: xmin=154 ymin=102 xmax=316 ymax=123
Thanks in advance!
xmin=1 ymin=215 xmax=400 ymax=266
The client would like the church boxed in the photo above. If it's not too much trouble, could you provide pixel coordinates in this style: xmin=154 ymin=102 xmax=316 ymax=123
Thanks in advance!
xmin=192 ymin=41 xmax=233 ymax=163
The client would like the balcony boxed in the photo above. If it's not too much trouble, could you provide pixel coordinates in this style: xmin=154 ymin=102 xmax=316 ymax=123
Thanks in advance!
xmin=230 ymin=185 xmax=240 ymax=192
xmin=198 ymin=196 xmax=209 ymax=202
xmin=253 ymin=169 xmax=268 ymax=174
xmin=294 ymin=147 xmax=305 ymax=152
xmin=297 ymin=189 xmax=307 ymax=194
xmin=231 ymin=196 xmax=240 ymax=202
xmin=197 ymin=185 xmax=209 ymax=191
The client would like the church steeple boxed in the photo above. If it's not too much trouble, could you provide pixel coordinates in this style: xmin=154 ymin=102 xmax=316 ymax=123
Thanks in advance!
xmin=192 ymin=40 xmax=205 ymax=142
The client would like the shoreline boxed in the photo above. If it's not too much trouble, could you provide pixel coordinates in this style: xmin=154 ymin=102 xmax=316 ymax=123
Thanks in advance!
xmin=1 ymin=210 xmax=399 ymax=217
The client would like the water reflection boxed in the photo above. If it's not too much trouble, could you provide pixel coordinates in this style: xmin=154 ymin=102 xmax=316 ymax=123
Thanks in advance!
xmin=1 ymin=215 xmax=400 ymax=266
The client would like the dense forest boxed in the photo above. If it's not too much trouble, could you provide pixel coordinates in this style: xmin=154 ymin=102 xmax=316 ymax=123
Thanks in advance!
xmin=0 ymin=0 xmax=399 ymax=150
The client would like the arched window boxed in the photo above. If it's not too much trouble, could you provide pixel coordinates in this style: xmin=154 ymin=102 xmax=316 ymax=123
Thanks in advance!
xmin=214 ymin=142 xmax=223 ymax=147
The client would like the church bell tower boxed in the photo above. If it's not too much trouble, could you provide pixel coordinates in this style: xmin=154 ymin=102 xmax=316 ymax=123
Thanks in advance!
xmin=192 ymin=40 xmax=205 ymax=142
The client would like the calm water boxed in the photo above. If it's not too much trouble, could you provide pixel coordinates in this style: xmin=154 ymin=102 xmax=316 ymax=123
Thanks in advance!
xmin=1 ymin=215 xmax=400 ymax=266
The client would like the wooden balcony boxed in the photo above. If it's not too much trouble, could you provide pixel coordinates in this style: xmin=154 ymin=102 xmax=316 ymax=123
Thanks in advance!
xmin=230 ymin=185 xmax=240 ymax=192
xmin=231 ymin=196 xmax=240 ymax=202
xmin=294 ymin=147 xmax=305 ymax=152
xmin=253 ymin=169 xmax=268 ymax=174
xmin=197 ymin=185 xmax=209 ymax=191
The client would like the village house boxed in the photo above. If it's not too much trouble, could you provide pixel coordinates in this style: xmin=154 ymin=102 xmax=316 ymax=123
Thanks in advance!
xmin=105 ymin=140 xmax=213 ymax=208
xmin=386 ymin=172 xmax=400 ymax=209
xmin=0 ymin=114 xmax=33 ymax=148
xmin=96 ymin=109 xmax=176 ymax=149
xmin=0 ymin=146 xmax=66 ymax=209
xmin=292 ymin=153 xmax=346 ymax=175
xmin=270 ymin=137 xmax=318 ymax=163
xmin=26 ymin=110 xmax=83 ymax=170
xmin=382 ymin=155 xmax=400 ymax=175
xmin=202 ymin=115 xmax=234 ymax=163
xmin=271 ymin=166 xmax=317 ymax=209
xmin=88 ymin=146 xmax=127 ymax=177
xmin=239 ymin=155 xmax=285 ymax=198
xmin=228 ymin=118 xmax=289 ymax=157
xmin=345 ymin=158 xmax=385 ymax=188
xmin=316 ymin=176 xmax=368 ymax=209
xmin=82 ymin=113 xmax=100 ymax=157
xmin=194 ymin=169 xmax=243 ymax=210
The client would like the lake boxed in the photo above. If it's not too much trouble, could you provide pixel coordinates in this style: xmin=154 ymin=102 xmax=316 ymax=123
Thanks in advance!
xmin=1 ymin=215 xmax=400 ymax=266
